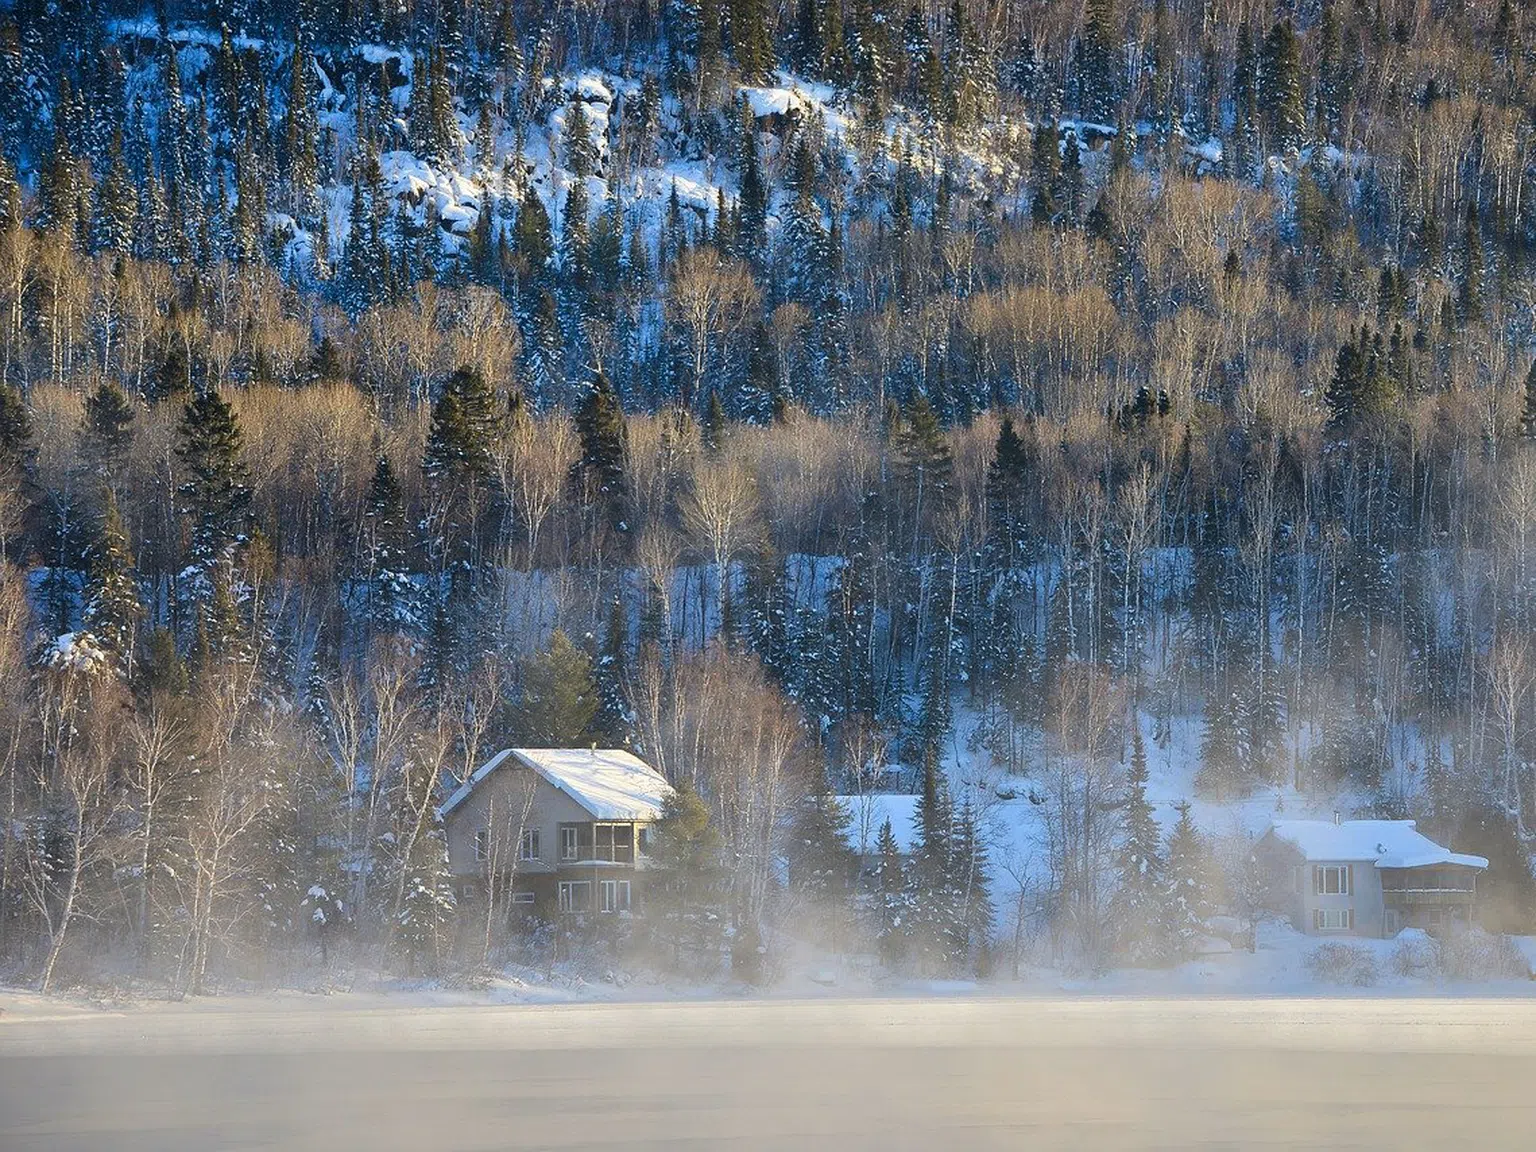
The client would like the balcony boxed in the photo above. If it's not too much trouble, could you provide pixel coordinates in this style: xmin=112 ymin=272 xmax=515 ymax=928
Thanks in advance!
xmin=558 ymin=822 xmax=637 ymax=866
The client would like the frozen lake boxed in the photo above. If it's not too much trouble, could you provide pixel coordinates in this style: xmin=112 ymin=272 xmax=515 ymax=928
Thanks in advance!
xmin=5 ymin=995 xmax=1536 ymax=1148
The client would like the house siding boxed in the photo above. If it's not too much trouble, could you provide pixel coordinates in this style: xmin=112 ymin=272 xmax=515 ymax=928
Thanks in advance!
xmin=442 ymin=761 xmax=656 ymax=918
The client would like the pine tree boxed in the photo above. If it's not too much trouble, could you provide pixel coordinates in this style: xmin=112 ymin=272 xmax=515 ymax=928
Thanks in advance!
xmin=950 ymin=799 xmax=992 ymax=965
xmin=1520 ymin=360 xmax=1536 ymax=440
xmin=92 ymin=131 xmax=136 ymax=255
xmin=893 ymin=392 xmax=953 ymax=542
xmin=737 ymin=108 xmax=767 ymax=257
xmin=873 ymin=816 xmax=910 ymax=966
xmin=517 ymin=629 xmax=601 ymax=746
xmin=362 ymin=455 xmax=419 ymax=637
xmin=1197 ymin=676 xmax=1250 ymax=797
xmin=1460 ymin=200 xmax=1485 ymax=321
xmin=1261 ymin=19 xmax=1306 ymax=153
xmin=731 ymin=0 xmax=776 ymax=81
xmin=1115 ymin=725 xmax=1168 ymax=963
xmin=175 ymin=389 xmax=252 ymax=571
xmin=422 ymin=365 xmax=501 ymax=491
xmin=562 ymin=92 xmax=596 ymax=180
xmin=908 ymin=754 xmax=957 ymax=973
xmin=1163 ymin=802 xmax=1208 ymax=956
xmin=649 ymin=781 xmax=727 ymax=973
xmin=1030 ymin=122 xmax=1060 ymax=226
xmin=1073 ymin=0 xmax=1119 ymax=123
xmin=788 ymin=778 xmax=856 ymax=910
xmin=395 ymin=797 xmax=457 ymax=976
xmin=572 ymin=370 xmax=630 ymax=533
xmin=80 ymin=488 xmax=144 ymax=675
xmin=985 ymin=415 xmax=1032 ymax=572
xmin=81 ymin=378 xmax=135 ymax=484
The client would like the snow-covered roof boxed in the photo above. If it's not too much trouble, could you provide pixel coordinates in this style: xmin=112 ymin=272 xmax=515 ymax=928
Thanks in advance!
xmin=1267 ymin=820 xmax=1487 ymax=870
xmin=837 ymin=794 xmax=921 ymax=855
xmin=440 ymin=748 xmax=673 ymax=822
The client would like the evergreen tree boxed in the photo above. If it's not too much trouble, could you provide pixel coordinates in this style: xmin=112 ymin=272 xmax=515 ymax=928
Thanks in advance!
xmin=1115 ymin=725 xmax=1168 ymax=963
xmin=908 ymin=754 xmax=957 ymax=973
xmin=1030 ymin=122 xmax=1060 ymax=225
xmin=422 ymin=365 xmax=501 ymax=491
xmin=873 ymin=816 xmax=910 ymax=966
xmin=1073 ymin=0 xmax=1119 ymax=123
xmin=517 ymin=629 xmax=601 ymax=746
xmin=562 ymin=92 xmax=596 ymax=180
xmin=1163 ymin=801 xmax=1208 ymax=956
xmin=80 ymin=488 xmax=144 ymax=675
xmin=1197 ymin=680 xmax=1248 ymax=797
xmin=893 ymin=392 xmax=953 ymax=542
xmin=1260 ymin=20 xmax=1306 ymax=153
xmin=1460 ymin=200 xmax=1485 ymax=321
xmin=92 ymin=131 xmax=136 ymax=255
xmin=787 ymin=778 xmax=857 ymax=913
xmin=81 ymin=378 xmax=135 ymax=484
xmin=362 ymin=455 xmax=419 ymax=637
xmin=950 ymin=799 xmax=992 ymax=965
xmin=1520 ymin=360 xmax=1536 ymax=440
xmin=572 ymin=370 xmax=630 ymax=533
xmin=394 ymin=796 xmax=457 ymax=975
xmin=175 ymin=389 xmax=252 ymax=571
xmin=649 ymin=781 xmax=727 ymax=973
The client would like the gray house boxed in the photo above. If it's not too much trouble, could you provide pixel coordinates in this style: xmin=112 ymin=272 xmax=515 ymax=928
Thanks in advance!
xmin=1256 ymin=819 xmax=1488 ymax=937
xmin=440 ymin=748 xmax=673 ymax=918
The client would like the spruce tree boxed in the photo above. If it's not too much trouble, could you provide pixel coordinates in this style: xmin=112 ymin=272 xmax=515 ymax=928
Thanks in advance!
xmin=873 ymin=816 xmax=910 ymax=966
xmin=1115 ymin=725 xmax=1168 ymax=963
xmin=572 ymin=370 xmax=630 ymax=533
xmin=650 ymin=782 xmax=727 ymax=973
xmin=422 ymin=365 xmax=501 ymax=491
xmin=1030 ymin=123 xmax=1060 ymax=225
xmin=175 ymin=389 xmax=252 ymax=570
xmin=950 ymin=799 xmax=992 ymax=966
xmin=1460 ymin=200 xmax=1485 ymax=321
xmin=81 ymin=378 xmax=135 ymax=487
xmin=1261 ymin=20 xmax=1306 ymax=153
xmin=1520 ymin=360 xmax=1536 ymax=440
xmin=362 ymin=455 xmax=418 ymax=637
xmin=80 ymin=488 xmax=144 ymax=675
xmin=1163 ymin=802 xmax=1208 ymax=956
xmin=517 ymin=629 xmax=601 ymax=746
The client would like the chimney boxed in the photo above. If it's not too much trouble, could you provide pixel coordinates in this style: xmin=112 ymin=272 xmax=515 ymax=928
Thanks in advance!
xmin=1333 ymin=811 xmax=1341 ymax=825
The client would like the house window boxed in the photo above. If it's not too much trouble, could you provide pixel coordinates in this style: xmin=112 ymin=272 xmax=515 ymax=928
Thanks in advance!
xmin=558 ymin=880 xmax=591 ymax=913
xmin=600 ymin=879 xmax=631 ymax=914
xmin=510 ymin=891 xmax=535 ymax=906
xmin=458 ymin=882 xmax=479 ymax=902
xmin=1314 ymin=908 xmax=1353 ymax=931
xmin=638 ymin=827 xmax=652 ymax=855
xmin=518 ymin=829 xmax=541 ymax=861
xmin=560 ymin=826 xmax=579 ymax=861
xmin=474 ymin=830 xmax=489 ymax=863
xmin=1314 ymin=865 xmax=1351 ymax=896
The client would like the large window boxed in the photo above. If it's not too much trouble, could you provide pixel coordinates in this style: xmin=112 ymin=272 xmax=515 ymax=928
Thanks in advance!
xmin=1314 ymin=865 xmax=1351 ymax=896
xmin=1314 ymin=908 xmax=1353 ymax=931
xmin=560 ymin=826 xmax=579 ymax=862
xmin=558 ymin=880 xmax=591 ymax=913
xmin=600 ymin=879 xmax=632 ymax=914
xmin=518 ymin=829 xmax=541 ymax=861
xmin=593 ymin=824 xmax=634 ymax=863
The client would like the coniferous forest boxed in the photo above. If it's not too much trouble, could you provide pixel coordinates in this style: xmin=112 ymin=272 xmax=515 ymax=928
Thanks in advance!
xmin=3 ymin=0 xmax=1536 ymax=991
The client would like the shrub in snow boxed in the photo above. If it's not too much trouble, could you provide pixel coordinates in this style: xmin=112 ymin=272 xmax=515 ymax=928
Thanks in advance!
xmin=1389 ymin=928 xmax=1441 ymax=978
xmin=1439 ymin=929 xmax=1531 ymax=981
xmin=1305 ymin=942 xmax=1380 ymax=987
